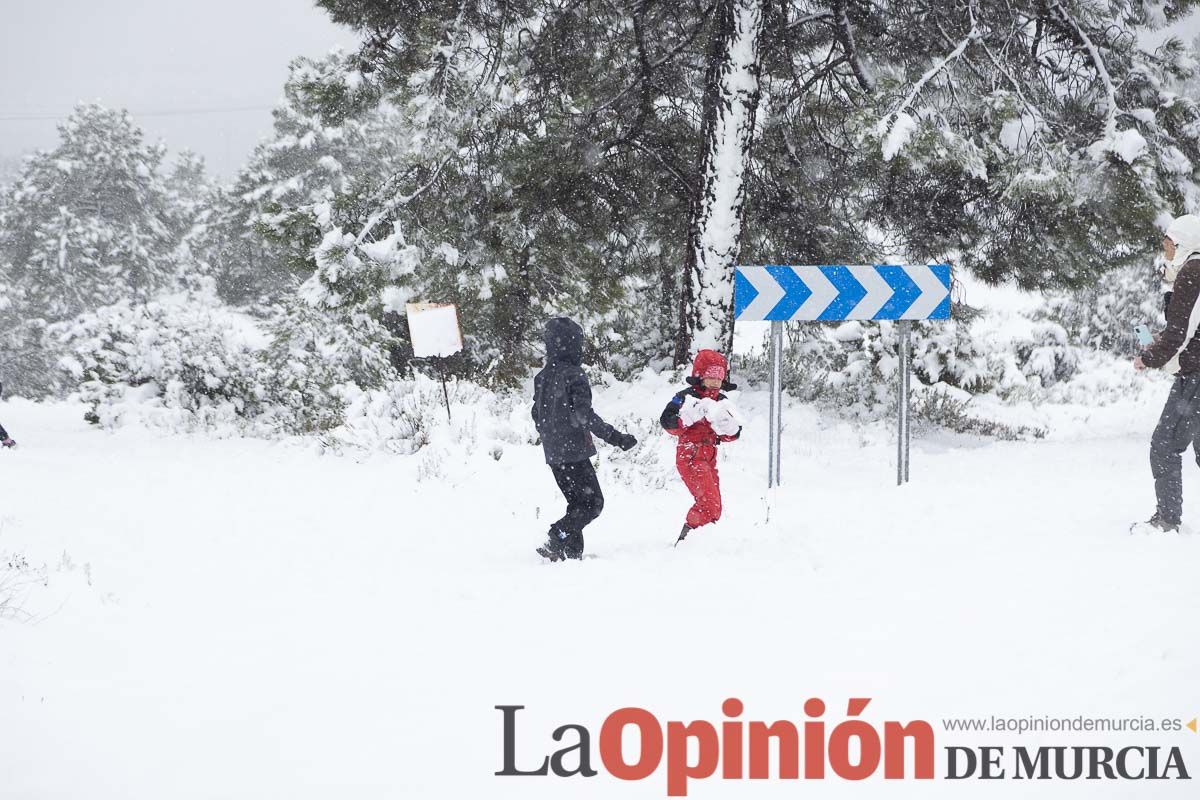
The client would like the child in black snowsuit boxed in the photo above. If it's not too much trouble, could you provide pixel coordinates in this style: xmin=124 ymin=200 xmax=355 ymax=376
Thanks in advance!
xmin=0 ymin=383 xmax=14 ymax=448
xmin=531 ymin=318 xmax=636 ymax=560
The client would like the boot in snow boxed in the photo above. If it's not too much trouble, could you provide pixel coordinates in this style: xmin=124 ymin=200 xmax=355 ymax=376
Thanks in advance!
xmin=535 ymin=538 xmax=565 ymax=561
xmin=562 ymin=531 xmax=585 ymax=561
xmin=674 ymin=524 xmax=692 ymax=547
xmin=1130 ymin=513 xmax=1180 ymax=534
xmin=536 ymin=527 xmax=570 ymax=561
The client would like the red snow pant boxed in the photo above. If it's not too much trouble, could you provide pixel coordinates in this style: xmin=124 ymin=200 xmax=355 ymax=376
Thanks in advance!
xmin=676 ymin=442 xmax=722 ymax=528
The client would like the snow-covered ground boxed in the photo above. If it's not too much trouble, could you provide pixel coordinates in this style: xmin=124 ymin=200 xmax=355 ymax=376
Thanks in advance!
xmin=1 ymin=372 xmax=1199 ymax=798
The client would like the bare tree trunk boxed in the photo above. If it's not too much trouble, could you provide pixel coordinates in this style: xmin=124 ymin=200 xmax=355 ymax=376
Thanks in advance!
xmin=676 ymin=0 xmax=764 ymax=363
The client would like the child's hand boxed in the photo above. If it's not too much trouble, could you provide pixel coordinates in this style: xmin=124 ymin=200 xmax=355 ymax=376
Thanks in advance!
xmin=706 ymin=400 xmax=742 ymax=437
xmin=679 ymin=395 xmax=707 ymax=427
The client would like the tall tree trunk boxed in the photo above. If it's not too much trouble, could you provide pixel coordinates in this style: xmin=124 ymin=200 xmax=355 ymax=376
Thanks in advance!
xmin=676 ymin=0 xmax=764 ymax=363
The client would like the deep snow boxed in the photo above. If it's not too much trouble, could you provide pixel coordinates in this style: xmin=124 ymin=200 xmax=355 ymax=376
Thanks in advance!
xmin=1 ymin=371 xmax=1198 ymax=798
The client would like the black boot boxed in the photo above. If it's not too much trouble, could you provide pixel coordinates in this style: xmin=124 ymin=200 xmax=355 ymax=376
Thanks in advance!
xmin=536 ymin=527 xmax=569 ymax=561
xmin=1130 ymin=513 xmax=1181 ymax=534
xmin=562 ymin=530 xmax=585 ymax=560
xmin=1150 ymin=512 xmax=1180 ymax=532
xmin=674 ymin=524 xmax=692 ymax=547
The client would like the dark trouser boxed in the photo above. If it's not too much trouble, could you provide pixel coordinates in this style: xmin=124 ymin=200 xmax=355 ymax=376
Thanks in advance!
xmin=0 ymin=422 xmax=7 ymax=440
xmin=549 ymin=458 xmax=604 ymax=557
xmin=1150 ymin=373 xmax=1200 ymax=525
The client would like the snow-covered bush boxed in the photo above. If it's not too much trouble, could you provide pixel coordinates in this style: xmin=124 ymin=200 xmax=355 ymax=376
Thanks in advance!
xmin=912 ymin=385 xmax=1046 ymax=441
xmin=1037 ymin=263 xmax=1163 ymax=354
xmin=58 ymin=293 xmax=268 ymax=430
xmin=1012 ymin=322 xmax=1078 ymax=387
xmin=330 ymin=378 xmax=463 ymax=454
xmin=598 ymin=414 xmax=677 ymax=491
xmin=329 ymin=376 xmax=540 ymax=459
xmin=737 ymin=310 xmax=1079 ymax=427
xmin=263 ymin=296 xmax=397 ymax=434
xmin=965 ymin=314 xmax=1079 ymax=397
xmin=1041 ymin=347 xmax=1169 ymax=407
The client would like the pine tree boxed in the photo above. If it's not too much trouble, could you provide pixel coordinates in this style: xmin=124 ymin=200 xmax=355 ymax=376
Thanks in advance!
xmin=263 ymin=225 xmax=410 ymax=432
xmin=0 ymin=104 xmax=185 ymax=394
xmin=0 ymin=104 xmax=181 ymax=319
xmin=312 ymin=0 xmax=704 ymax=377
xmin=846 ymin=0 xmax=1200 ymax=288
xmin=164 ymin=150 xmax=211 ymax=239
xmin=312 ymin=0 xmax=1200 ymax=371
xmin=187 ymin=184 xmax=278 ymax=305
xmin=194 ymin=50 xmax=423 ymax=307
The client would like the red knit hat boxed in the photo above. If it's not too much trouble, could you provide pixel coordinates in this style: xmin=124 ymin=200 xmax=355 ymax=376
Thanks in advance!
xmin=690 ymin=349 xmax=729 ymax=381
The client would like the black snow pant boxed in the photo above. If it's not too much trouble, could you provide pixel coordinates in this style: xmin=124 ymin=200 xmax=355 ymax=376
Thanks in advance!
xmin=1150 ymin=373 xmax=1200 ymax=525
xmin=0 ymin=421 xmax=7 ymax=440
xmin=549 ymin=458 xmax=604 ymax=558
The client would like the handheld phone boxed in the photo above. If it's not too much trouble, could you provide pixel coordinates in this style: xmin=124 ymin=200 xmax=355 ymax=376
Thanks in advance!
xmin=1134 ymin=324 xmax=1153 ymax=347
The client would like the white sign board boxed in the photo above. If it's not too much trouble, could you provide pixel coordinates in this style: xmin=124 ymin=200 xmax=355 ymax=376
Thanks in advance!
xmin=406 ymin=303 xmax=463 ymax=358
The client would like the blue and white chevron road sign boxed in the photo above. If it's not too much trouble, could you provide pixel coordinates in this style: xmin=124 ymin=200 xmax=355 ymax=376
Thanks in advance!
xmin=733 ymin=264 xmax=951 ymax=322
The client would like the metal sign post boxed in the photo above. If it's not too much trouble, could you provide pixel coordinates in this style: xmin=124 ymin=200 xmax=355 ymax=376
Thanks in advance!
xmin=436 ymin=356 xmax=453 ymax=422
xmin=768 ymin=320 xmax=783 ymax=487
xmin=896 ymin=320 xmax=911 ymax=486
xmin=734 ymin=264 xmax=950 ymax=487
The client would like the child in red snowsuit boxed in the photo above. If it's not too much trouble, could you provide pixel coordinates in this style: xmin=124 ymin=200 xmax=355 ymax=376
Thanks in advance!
xmin=659 ymin=350 xmax=742 ymax=544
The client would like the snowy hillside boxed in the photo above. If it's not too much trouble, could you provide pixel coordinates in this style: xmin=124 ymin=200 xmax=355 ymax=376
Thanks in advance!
xmin=2 ymin=368 xmax=1198 ymax=798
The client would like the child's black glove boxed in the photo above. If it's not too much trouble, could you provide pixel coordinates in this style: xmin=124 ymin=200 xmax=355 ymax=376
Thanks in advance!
xmin=617 ymin=432 xmax=637 ymax=451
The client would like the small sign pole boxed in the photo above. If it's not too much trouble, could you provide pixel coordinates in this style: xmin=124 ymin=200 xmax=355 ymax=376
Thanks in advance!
xmin=897 ymin=320 xmax=911 ymax=486
xmin=437 ymin=357 xmax=452 ymax=422
xmin=904 ymin=322 xmax=912 ymax=483
xmin=768 ymin=320 xmax=783 ymax=488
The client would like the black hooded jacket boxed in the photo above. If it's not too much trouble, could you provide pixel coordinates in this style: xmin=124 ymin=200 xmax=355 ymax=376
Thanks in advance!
xmin=531 ymin=318 xmax=623 ymax=465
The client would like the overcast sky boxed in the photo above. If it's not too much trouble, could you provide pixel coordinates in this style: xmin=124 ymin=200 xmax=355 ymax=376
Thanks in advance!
xmin=0 ymin=0 xmax=357 ymax=178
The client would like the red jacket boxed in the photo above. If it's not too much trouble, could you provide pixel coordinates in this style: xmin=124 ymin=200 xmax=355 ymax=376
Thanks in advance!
xmin=659 ymin=350 xmax=741 ymax=448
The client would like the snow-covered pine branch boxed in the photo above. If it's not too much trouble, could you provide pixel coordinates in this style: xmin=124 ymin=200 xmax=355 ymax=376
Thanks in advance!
xmin=1048 ymin=0 xmax=1119 ymax=138
xmin=876 ymin=23 xmax=978 ymax=161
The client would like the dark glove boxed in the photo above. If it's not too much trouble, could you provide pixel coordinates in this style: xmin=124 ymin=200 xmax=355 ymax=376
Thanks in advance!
xmin=617 ymin=432 xmax=637 ymax=451
xmin=1 ymin=438 xmax=15 ymax=448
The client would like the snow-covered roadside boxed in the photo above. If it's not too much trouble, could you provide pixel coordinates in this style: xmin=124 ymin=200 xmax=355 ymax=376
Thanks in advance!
xmin=1 ymin=369 xmax=1198 ymax=798
xmin=961 ymin=348 xmax=1170 ymax=441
